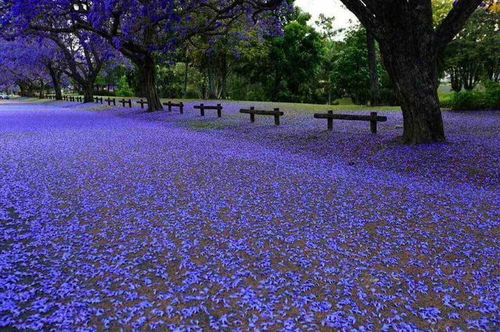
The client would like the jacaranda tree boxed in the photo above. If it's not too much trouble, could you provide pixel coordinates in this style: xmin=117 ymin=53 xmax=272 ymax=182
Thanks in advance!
xmin=1 ymin=0 xmax=291 ymax=111
xmin=0 ymin=37 xmax=61 ymax=97
xmin=338 ymin=0 xmax=497 ymax=143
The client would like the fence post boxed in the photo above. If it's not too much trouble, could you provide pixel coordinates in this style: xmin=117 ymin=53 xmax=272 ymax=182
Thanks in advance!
xmin=370 ymin=112 xmax=378 ymax=134
xmin=217 ymin=104 xmax=222 ymax=118
xmin=274 ymin=108 xmax=280 ymax=126
xmin=180 ymin=102 xmax=184 ymax=114
xmin=250 ymin=107 xmax=255 ymax=122
xmin=328 ymin=111 xmax=333 ymax=131
xmin=200 ymin=103 xmax=205 ymax=116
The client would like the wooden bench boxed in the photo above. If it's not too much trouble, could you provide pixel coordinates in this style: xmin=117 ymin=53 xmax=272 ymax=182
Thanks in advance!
xmin=105 ymin=97 xmax=116 ymax=106
xmin=314 ymin=111 xmax=387 ymax=134
xmin=137 ymin=99 xmax=148 ymax=109
xmin=240 ymin=107 xmax=284 ymax=126
xmin=164 ymin=101 xmax=184 ymax=114
xmin=119 ymin=99 xmax=132 ymax=108
xmin=194 ymin=103 xmax=222 ymax=117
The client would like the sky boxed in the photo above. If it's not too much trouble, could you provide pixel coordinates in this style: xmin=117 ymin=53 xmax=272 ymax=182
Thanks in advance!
xmin=295 ymin=0 xmax=358 ymax=31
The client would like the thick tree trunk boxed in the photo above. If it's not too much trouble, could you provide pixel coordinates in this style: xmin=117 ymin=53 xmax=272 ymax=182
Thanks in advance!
xmin=381 ymin=50 xmax=445 ymax=144
xmin=367 ymin=30 xmax=379 ymax=106
xmin=48 ymin=67 xmax=63 ymax=100
xmin=83 ymin=83 xmax=94 ymax=103
xmin=140 ymin=56 xmax=163 ymax=112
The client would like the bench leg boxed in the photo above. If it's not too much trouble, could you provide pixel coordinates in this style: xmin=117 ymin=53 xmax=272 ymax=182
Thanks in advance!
xmin=250 ymin=114 xmax=255 ymax=123
xmin=328 ymin=118 xmax=333 ymax=131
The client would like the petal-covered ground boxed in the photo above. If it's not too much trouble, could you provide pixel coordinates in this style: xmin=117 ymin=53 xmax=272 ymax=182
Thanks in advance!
xmin=0 ymin=100 xmax=499 ymax=331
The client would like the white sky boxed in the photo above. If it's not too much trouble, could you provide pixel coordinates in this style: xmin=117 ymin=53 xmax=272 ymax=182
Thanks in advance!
xmin=295 ymin=0 xmax=359 ymax=31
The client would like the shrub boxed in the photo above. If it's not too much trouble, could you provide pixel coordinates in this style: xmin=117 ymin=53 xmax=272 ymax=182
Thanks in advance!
xmin=450 ymin=90 xmax=486 ymax=110
xmin=116 ymin=75 xmax=134 ymax=97
xmin=439 ymin=92 xmax=453 ymax=108
xmin=483 ymin=81 xmax=500 ymax=109
xmin=93 ymin=90 xmax=116 ymax=97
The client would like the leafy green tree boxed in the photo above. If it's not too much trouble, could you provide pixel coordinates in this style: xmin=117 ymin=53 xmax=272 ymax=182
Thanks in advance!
xmin=116 ymin=75 xmax=133 ymax=97
xmin=243 ymin=9 xmax=324 ymax=103
xmin=443 ymin=8 xmax=499 ymax=91
xmin=330 ymin=28 xmax=377 ymax=104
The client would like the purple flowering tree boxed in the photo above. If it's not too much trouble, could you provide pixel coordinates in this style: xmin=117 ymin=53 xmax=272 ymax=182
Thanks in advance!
xmin=45 ymin=31 xmax=118 ymax=102
xmin=1 ymin=0 xmax=290 ymax=111
xmin=0 ymin=37 xmax=59 ymax=97
xmin=338 ymin=0 xmax=493 ymax=143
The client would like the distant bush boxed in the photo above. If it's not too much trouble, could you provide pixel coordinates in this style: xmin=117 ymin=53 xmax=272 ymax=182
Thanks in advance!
xmin=439 ymin=92 xmax=453 ymax=108
xmin=484 ymin=81 xmax=500 ymax=109
xmin=450 ymin=90 xmax=487 ymax=110
xmin=116 ymin=75 xmax=134 ymax=97
xmin=93 ymin=90 xmax=116 ymax=97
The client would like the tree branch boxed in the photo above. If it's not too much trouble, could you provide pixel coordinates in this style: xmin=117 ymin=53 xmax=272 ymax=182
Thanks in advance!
xmin=435 ymin=0 xmax=483 ymax=52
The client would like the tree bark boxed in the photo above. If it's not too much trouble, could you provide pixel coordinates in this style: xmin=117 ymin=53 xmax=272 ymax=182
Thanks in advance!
xmin=139 ymin=55 xmax=163 ymax=111
xmin=381 ymin=48 xmax=445 ymax=144
xmin=48 ymin=65 xmax=63 ymax=100
xmin=83 ymin=83 xmax=94 ymax=103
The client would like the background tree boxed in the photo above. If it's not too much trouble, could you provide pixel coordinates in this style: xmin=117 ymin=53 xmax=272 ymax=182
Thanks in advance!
xmin=0 ymin=38 xmax=60 ymax=98
xmin=443 ymin=8 xmax=499 ymax=91
xmin=1 ymin=0 xmax=291 ymax=111
xmin=46 ymin=32 xmax=116 ymax=102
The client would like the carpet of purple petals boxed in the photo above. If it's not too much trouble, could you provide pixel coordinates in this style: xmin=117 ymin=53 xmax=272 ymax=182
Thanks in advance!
xmin=0 ymin=99 xmax=499 ymax=331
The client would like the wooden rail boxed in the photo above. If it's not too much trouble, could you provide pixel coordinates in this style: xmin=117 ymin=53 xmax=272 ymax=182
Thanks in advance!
xmin=194 ymin=103 xmax=223 ymax=117
xmin=240 ymin=107 xmax=284 ymax=126
xmin=314 ymin=111 xmax=387 ymax=133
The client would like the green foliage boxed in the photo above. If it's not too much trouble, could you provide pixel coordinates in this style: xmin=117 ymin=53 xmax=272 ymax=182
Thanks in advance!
xmin=93 ymin=90 xmax=115 ymax=97
xmin=116 ymin=75 xmax=134 ymax=97
xmin=232 ymin=8 xmax=325 ymax=103
xmin=483 ymin=80 xmax=500 ymax=109
xmin=442 ymin=9 xmax=500 ymax=91
xmin=450 ymin=91 xmax=486 ymax=110
xmin=329 ymin=27 xmax=395 ymax=105
xmin=449 ymin=81 xmax=500 ymax=110
xmin=439 ymin=92 xmax=454 ymax=108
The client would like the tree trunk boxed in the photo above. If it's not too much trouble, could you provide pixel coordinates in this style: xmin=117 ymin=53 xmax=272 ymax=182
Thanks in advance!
xmin=38 ymin=81 xmax=45 ymax=99
xmin=48 ymin=67 xmax=63 ymax=100
xmin=367 ymin=29 xmax=379 ymax=106
xmin=450 ymin=67 xmax=463 ymax=92
xmin=207 ymin=66 xmax=218 ymax=99
xmin=140 ymin=55 xmax=163 ymax=111
xmin=381 ymin=49 xmax=445 ymax=144
xmin=83 ymin=83 xmax=94 ymax=103
xmin=183 ymin=61 xmax=189 ymax=99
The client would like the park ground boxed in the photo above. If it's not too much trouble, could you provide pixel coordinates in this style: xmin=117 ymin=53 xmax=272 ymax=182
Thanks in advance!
xmin=0 ymin=99 xmax=498 ymax=330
